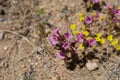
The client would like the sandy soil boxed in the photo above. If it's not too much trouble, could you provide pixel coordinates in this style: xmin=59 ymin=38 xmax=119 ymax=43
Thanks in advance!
xmin=0 ymin=0 xmax=120 ymax=80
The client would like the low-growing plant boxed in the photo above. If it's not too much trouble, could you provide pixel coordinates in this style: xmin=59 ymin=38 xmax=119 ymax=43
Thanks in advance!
xmin=49 ymin=0 xmax=120 ymax=70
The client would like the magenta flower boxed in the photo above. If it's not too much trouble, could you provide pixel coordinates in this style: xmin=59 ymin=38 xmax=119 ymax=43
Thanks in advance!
xmin=85 ymin=16 xmax=93 ymax=25
xmin=50 ymin=35 xmax=59 ymax=45
xmin=62 ymin=42 xmax=70 ymax=50
xmin=88 ymin=38 xmax=96 ymax=46
xmin=95 ymin=11 xmax=99 ymax=18
xmin=114 ymin=17 xmax=120 ymax=23
xmin=64 ymin=31 xmax=73 ymax=40
xmin=113 ymin=9 xmax=120 ymax=16
xmin=56 ymin=51 xmax=65 ymax=59
xmin=53 ymin=28 xmax=60 ymax=35
xmin=91 ymin=0 xmax=99 ymax=3
xmin=77 ymin=34 xmax=84 ymax=43
xmin=106 ymin=4 xmax=111 ymax=9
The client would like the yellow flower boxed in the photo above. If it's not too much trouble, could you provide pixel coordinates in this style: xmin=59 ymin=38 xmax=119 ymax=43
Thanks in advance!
xmin=107 ymin=35 xmax=113 ymax=41
xmin=96 ymin=33 xmax=102 ymax=37
xmin=78 ymin=13 xmax=84 ymax=17
xmin=72 ymin=31 xmax=80 ymax=35
xmin=79 ymin=44 xmax=84 ymax=49
xmin=117 ymin=6 xmax=120 ymax=9
xmin=70 ymin=23 xmax=76 ymax=30
xmin=90 ymin=3 xmax=93 ymax=8
xmin=92 ymin=12 xmax=96 ymax=16
xmin=111 ymin=39 xmax=118 ymax=46
xmin=100 ymin=15 xmax=104 ymax=20
xmin=100 ymin=38 xmax=105 ymax=44
xmin=95 ymin=37 xmax=101 ymax=42
xmin=82 ymin=25 xmax=86 ymax=30
xmin=114 ymin=44 xmax=120 ymax=50
xmin=83 ymin=31 xmax=89 ymax=36
xmin=79 ymin=17 xmax=84 ymax=22
xmin=78 ymin=13 xmax=84 ymax=22
xmin=86 ymin=36 xmax=92 ymax=40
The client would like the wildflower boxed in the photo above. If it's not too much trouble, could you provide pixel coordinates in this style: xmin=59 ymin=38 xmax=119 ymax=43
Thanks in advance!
xmin=93 ymin=11 xmax=99 ymax=18
xmin=91 ymin=0 xmax=99 ymax=3
xmin=53 ymin=28 xmax=60 ymax=35
xmin=79 ymin=43 xmax=84 ymax=49
xmin=70 ymin=23 xmax=76 ymax=30
xmin=111 ymin=39 xmax=118 ymax=46
xmin=72 ymin=30 xmax=80 ymax=35
xmin=78 ymin=13 xmax=84 ymax=22
xmin=90 ymin=3 xmax=93 ymax=8
xmin=100 ymin=38 xmax=105 ymax=44
xmin=114 ymin=17 xmax=120 ymax=23
xmin=82 ymin=25 xmax=86 ymax=30
xmin=88 ymin=38 xmax=96 ymax=46
xmin=107 ymin=35 xmax=113 ymax=41
xmin=113 ymin=9 xmax=120 ymax=16
xmin=83 ymin=31 xmax=89 ymax=36
xmin=56 ymin=51 xmax=65 ymax=59
xmin=50 ymin=35 xmax=59 ymax=45
xmin=100 ymin=15 xmax=104 ymax=20
xmin=86 ymin=37 xmax=92 ymax=40
xmin=78 ymin=13 xmax=84 ymax=17
xmin=62 ymin=42 xmax=70 ymax=50
xmin=95 ymin=37 xmax=101 ymax=42
xmin=114 ymin=44 xmax=120 ymax=50
xmin=96 ymin=33 xmax=102 ymax=37
xmin=106 ymin=4 xmax=112 ymax=9
xmin=85 ymin=16 xmax=93 ymax=25
xmin=77 ymin=34 xmax=84 ymax=43
xmin=79 ymin=16 xmax=85 ymax=22
xmin=64 ymin=31 xmax=73 ymax=40
xmin=118 ymin=6 xmax=120 ymax=9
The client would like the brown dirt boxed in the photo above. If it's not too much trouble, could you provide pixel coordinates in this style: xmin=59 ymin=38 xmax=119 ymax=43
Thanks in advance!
xmin=0 ymin=0 xmax=120 ymax=80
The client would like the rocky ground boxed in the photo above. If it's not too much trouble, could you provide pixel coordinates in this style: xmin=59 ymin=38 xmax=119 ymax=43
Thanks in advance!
xmin=0 ymin=0 xmax=120 ymax=80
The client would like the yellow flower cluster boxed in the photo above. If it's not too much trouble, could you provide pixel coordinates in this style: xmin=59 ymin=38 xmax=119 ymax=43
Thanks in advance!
xmin=78 ymin=13 xmax=84 ymax=22
xmin=107 ymin=35 xmax=120 ymax=50
xmin=95 ymin=33 xmax=105 ymax=44
xmin=70 ymin=23 xmax=80 ymax=35
xmin=79 ymin=43 xmax=84 ymax=50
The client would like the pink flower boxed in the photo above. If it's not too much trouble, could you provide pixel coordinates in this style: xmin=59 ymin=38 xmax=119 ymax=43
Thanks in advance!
xmin=85 ymin=16 xmax=93 ymax=25
xmin=106 ymin=4 xmax=111 ymax=9
xmin=56 ymin=51 xmax=65 ymax=59
xmin=64 ymin=31 xmax=73 ymax=40
xmin=53 ymin=28 xmax=60 ymax=35
xmin=114 ymin=17 xmax=120 ymax=23
xmin=50 ymin=35 xmax=59 ymax=45
xmin=91 ymin=0 xmax=99 ymax=3
xmin=88 ymin=38 xmax=96 ymax=46
xmin=114 ymin=9 xmax=120 ymax=16
xmin=62 ymin=42 xmax=70 ymax=50
xmin=77 ymin=34 xmax=84 ymax=43
xmin=95 ymin=11 xmax=99 ymax=18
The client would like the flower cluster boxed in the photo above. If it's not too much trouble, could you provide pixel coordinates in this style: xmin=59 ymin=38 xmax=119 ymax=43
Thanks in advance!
xmin=50 ymin=29 xmax=73 ymax=59
xmin=49 ymin=2 xmax=120 ymax=60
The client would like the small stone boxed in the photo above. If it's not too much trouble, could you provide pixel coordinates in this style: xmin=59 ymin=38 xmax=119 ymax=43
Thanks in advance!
xmin=44 ymin=62 xmax=51 ymax=68
xmin=86 ymin=60 xmax=98 ymax=71
xmin=4 ymin=46 xmax=8 ymax=51
xmin=52 ymin=75 xmax=60 ymax=80
xmin=0 ymin=61 xmax=4 ymax=68
xmin=0 ymin=32 xmax=4 ymax=40
xmin=0 ymin=18 xmax=6 ymax=22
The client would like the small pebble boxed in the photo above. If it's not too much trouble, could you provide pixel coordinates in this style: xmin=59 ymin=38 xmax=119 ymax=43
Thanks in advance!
xmin=44 ymin=62 xmax=51 ymax=68
xmin=0 ymin=18 xmax=6 ymax=22
xmin=0 ymin=61 xmax=4 ymax=68
xmin=4 ymin=46 xmax=8 ymax=51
